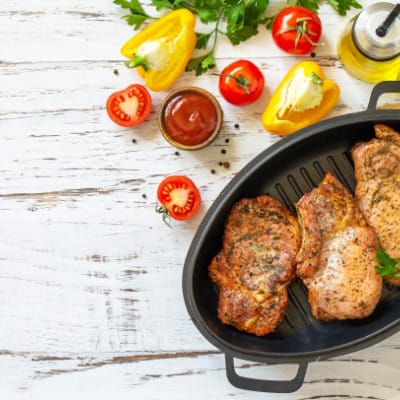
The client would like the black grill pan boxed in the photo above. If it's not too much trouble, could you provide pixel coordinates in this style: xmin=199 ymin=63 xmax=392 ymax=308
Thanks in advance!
xmin=182 ymin=81 xmax=400 ymax=392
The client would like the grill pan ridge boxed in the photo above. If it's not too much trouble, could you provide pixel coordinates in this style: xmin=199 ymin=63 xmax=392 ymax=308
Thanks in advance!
xmin=182 ymin=82 xmax=400 ymax=392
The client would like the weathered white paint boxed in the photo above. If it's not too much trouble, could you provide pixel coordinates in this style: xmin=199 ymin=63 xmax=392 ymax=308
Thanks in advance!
xmin=1 ymin=0 xmax=400 ymax=398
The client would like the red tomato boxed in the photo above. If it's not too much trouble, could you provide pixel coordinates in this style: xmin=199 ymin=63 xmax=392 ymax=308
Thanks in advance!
xmin=157 ymin=175 xmax=201 ymax=222
xmin=216 ymin=60 xmax=265 ymax=106
xmin=106 ymin=84 xmax=152 ymax=127
xmin=272 ymin=6 xmax=322 ymax=55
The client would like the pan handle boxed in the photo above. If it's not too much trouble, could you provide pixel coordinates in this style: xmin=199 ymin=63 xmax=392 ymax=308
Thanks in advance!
xmin=367 ymin=81 xmax=400 ymax=111
xmin=225 ymin=354 xmax=308 ymax=393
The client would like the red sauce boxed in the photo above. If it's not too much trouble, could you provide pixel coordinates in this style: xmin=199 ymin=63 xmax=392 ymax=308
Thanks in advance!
xmin=164 ymin=91 xmax=218 ymax=146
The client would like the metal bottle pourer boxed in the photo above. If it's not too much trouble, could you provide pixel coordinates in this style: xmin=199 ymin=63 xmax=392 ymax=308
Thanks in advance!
xmin=376 ymin=3 xmax=400 ymax=37
xmin=352 ymin=2 xmax=400 ymax=62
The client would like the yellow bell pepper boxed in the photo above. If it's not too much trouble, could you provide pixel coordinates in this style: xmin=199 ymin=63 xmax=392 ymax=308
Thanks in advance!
xmin=262 ymin=61 xmax=340 ymax=136
xmin=121 ymin=9 xmax=196 ymax=92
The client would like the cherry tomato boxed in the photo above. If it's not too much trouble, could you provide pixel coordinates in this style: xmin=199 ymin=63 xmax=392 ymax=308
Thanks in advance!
xmin=106 ymin=84 xmax=152 ymax=127
xmin=216 ymin=60 xmax=265 ymax=106
xmin=156 ymin=175 xmax=201 ymax=223
xmin=272 ymin=6 xmax=322 ymax=55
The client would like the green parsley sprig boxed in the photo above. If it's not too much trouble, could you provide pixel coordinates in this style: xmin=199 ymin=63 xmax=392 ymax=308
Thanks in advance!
xmin=113 ymin=0 xmax=362 ymax=76
xmin=113 ymin=0 xmax=155 ymax=29
xmin=375 ymin=248 xmax=400 ymax=280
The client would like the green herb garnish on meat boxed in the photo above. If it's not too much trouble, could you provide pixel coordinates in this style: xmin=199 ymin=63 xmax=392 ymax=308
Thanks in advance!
xmin=375 ymin=248 xmax=400 ymax=279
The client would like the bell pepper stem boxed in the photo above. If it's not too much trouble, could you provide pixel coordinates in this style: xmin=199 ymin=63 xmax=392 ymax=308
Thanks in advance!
xmin=125 ymin=54 xmax=149 ymax=71
xmin=310 ymin=72 xmax=323 ymax=85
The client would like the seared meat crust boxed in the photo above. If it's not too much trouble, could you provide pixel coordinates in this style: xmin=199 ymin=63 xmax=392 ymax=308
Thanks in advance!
xmin=209 ymin=195 xmax=300 ymax=336
xmin=296 ymin=172 xmax=382 ymax=321
xmin=352 ymin=124 xmax=400 ymax=285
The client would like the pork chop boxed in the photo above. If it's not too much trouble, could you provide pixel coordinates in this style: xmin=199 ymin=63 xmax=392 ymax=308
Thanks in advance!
xmin=352 ymin=124 xmax=400 ymax=285
xmin=296 ymin=172 xmax=382 ymax=320
xmin=208 ymin=195 xmax=300 ymax=336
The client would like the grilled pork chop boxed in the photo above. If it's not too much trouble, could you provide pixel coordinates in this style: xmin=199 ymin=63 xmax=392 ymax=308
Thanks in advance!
xmin=352 ymin=124 xmax=400 ymax=285
xmin=296 ymin=172 xmax=382 ymax=321
xmin=208 ymin=195 xmax=300 ymax=336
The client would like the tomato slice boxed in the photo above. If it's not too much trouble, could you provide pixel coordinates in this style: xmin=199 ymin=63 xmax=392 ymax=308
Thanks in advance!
xmin=157 ymin=175 xmax=201 ymax=221
xmin=106 ymin=84 xmax=152 ymax=127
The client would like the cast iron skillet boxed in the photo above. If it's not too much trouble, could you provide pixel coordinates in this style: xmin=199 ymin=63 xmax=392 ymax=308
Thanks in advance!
xmin=182 ymin=81 xmax=400 ymax=393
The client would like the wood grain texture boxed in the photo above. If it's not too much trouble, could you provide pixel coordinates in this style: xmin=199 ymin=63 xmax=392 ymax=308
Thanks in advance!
xmin=1 ymin=0 xmax=400 ymax=398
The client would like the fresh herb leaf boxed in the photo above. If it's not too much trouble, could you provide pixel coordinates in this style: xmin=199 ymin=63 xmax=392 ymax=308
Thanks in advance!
xmin=225 ymin=3 xmax=246 ymax=35
xmin=225 ymin=0 xmax=270 ymax=44
xmin=195 ymin=0 xmax=224 ymax=10
xmin=114 ymin=0 xmax=147 ymax=13
xmin=252 ymin=0 xmax=270 ymax=15
xmin=295 ymin=0 xmax=320 ymax=14
xmin=151 ymin=0 xmax=187 ymax=10
xmin=375 ymin=248 xmax=400 ymax=279
xmin=186 ymin=52 xmax=216 ymax=75
xmin=197 ymin=8 xmax=220 ymax=23
xmin=114 ymin=0 xmax=153 ymax=29
xmin=244 ymin=0 xmax=270 ymax=22
xmin=264 ymin=15 xmax=275 ymax=29
xmin=327 ymin=0 xmax=362 ymax=16
xmin=226 ymin=23 xmax=259 ymax=45
xmin=195 ymin=32 xmax=214 ymax=49
xmin=121 ymin=13 xmax=150 ymax=28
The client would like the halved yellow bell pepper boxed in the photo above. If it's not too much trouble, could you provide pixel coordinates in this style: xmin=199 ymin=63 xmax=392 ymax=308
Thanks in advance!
xmin=262 ymin=61 xmax=340 ymax=136
xmin=121 ymin=9 xmax=196 ymax=92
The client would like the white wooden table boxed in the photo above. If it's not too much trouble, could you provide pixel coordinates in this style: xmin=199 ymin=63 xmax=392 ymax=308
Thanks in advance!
xmin=1 ymin=0 xmax=400 ymax=398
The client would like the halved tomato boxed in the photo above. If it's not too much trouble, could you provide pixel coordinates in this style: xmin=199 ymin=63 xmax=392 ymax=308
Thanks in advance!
xmin=106 ymin=84 xmax=152 ymax=127
xmin=156 ymin=175 xmax=201 ymax=223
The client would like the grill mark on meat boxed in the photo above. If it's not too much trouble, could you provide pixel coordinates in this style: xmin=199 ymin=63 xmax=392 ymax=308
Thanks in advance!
xmin=208 ymin=195 xmax=300 ymax=336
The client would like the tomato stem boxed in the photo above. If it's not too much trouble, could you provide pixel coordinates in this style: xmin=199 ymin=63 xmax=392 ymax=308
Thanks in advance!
xmin=211 ymin=72 xmax=251 ymax=94
xmin=277 ymin=16 xmax=322 ymax=49
xmin=155 ymin=204 xmax=172 ymax=228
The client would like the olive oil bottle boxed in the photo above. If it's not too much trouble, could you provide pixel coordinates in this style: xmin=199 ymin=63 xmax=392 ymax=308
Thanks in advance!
xmin=338 ymin=2 xmax=400 ymax=83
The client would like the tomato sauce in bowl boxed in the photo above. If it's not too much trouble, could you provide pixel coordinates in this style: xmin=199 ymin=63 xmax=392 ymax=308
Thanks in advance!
xmin=159 ymin=87 xmax=223 ymax=150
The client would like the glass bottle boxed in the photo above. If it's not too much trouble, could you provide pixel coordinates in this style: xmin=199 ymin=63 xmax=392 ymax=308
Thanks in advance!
xmin=337 ymin=2 xmax=400 ymax=83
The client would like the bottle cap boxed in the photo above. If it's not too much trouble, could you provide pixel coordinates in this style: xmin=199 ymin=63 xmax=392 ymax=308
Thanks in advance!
xmin=353 ymin=2 xmax=400 ymax=61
